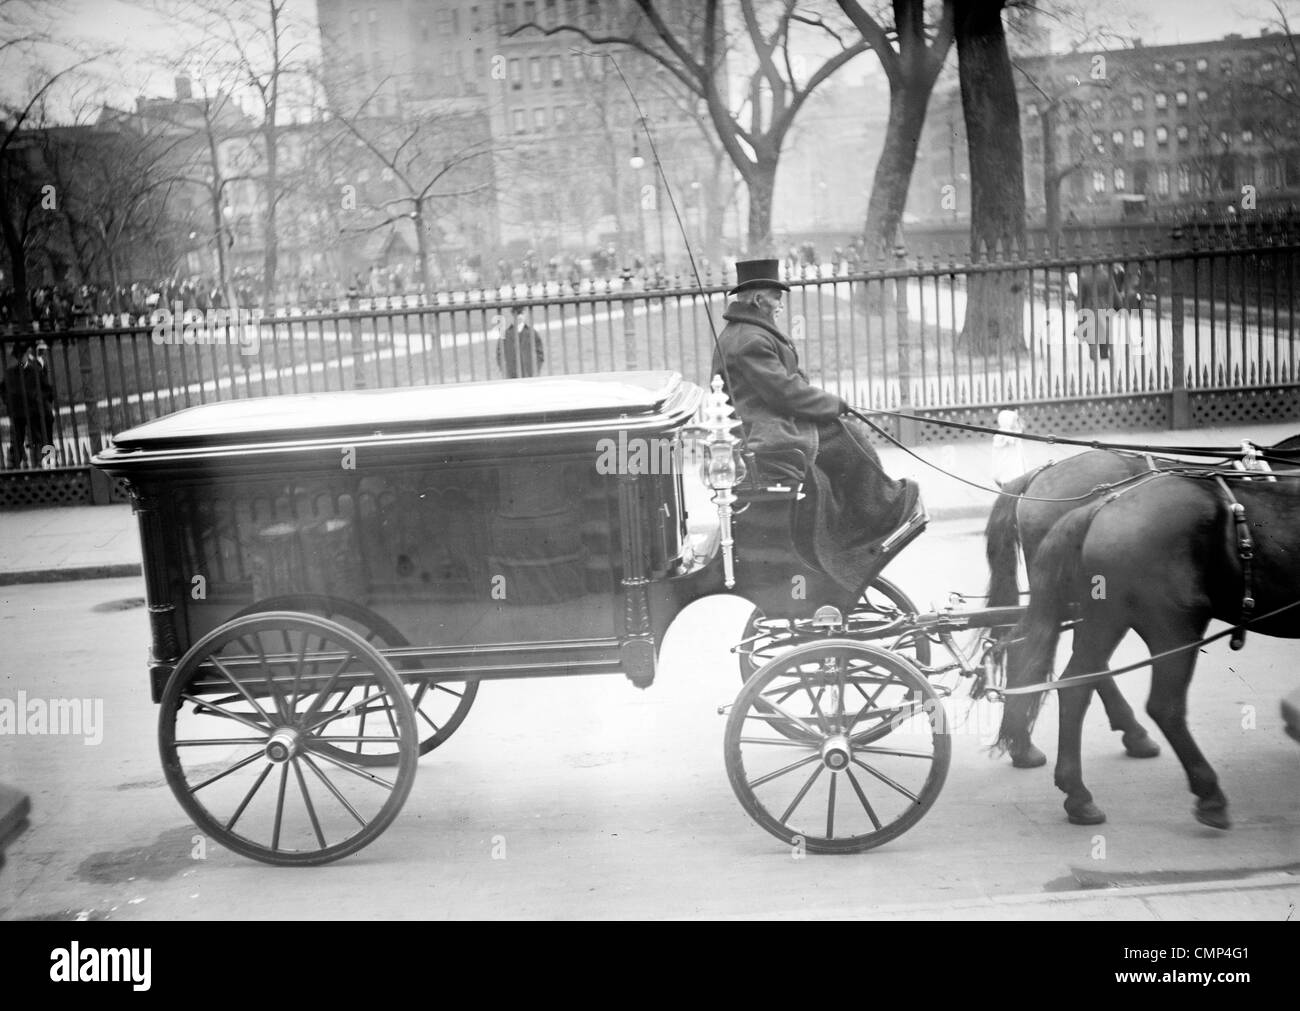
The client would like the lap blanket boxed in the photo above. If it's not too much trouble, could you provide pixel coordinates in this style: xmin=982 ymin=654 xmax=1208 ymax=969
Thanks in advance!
xmin=794 ymin=419 xmax=918 ymax=596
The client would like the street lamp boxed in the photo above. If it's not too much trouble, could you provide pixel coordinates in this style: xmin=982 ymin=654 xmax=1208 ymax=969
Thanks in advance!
xmin=630 ymin=133 xmax=647 ymax=270
xmin=629 ymin=125 xmax=666 ymax=274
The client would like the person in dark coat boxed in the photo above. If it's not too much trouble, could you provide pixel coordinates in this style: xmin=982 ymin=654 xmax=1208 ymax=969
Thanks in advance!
xmin=1 ymin=341 xmax=56 ymax=469
xmin=496 ymin=306 xmax=545 ymax=378
xmin=711 ymin=259 xmax=919 ymax=591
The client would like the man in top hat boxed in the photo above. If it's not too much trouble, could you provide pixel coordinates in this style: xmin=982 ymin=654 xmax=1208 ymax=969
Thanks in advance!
xmin=712 ymin=259 xmax=919 ymax=572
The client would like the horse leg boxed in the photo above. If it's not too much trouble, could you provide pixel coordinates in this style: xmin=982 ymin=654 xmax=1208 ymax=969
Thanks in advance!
xmin=1055 ymin=620 xmax=1127 ymax=825
xmin=1094 ymin=677 xmax=1161 ymax=758
xmin=1139 ymin=623 xmax=1229 ymax=829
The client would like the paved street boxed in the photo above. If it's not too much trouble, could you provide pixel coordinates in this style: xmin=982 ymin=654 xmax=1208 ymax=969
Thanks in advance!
xmin=2 ymin=515 xmax=1296 ymax=920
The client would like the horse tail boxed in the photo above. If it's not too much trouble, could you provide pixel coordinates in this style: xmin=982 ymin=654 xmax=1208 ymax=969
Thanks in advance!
xmin=985 ymin=469 xmax=1034 ymax=607
xmin=994 ymin=499 xmax=1104 ymax=755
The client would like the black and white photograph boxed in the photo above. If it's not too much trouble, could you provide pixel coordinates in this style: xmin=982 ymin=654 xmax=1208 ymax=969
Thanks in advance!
xmin=0 ymin=0 xmax=1297 ymax=935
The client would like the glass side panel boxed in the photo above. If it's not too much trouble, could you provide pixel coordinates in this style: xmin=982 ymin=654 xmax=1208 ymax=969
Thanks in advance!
xmin=172 ymin=457 xmax=627 ymax=649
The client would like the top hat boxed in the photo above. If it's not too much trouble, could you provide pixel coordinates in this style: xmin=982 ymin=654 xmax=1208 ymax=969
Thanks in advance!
xmin=729 ymin=258 xmax=789 ymax=295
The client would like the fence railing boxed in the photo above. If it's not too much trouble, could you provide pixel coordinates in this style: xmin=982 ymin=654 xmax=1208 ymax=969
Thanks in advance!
xmin=4 ymin=225 xmax=1300 ymax=473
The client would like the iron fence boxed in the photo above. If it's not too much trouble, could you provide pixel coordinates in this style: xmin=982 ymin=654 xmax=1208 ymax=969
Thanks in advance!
xmin=4 ymin=222 xmax=1300 ymax=477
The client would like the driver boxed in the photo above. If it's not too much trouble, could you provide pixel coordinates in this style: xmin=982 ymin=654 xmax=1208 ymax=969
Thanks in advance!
xmin=712 ymin=258 xmax=920 ymax=561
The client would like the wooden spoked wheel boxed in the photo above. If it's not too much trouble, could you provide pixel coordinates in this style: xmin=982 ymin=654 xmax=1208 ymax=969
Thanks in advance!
xmin=736 ymin=576 xmax=932 ymax=683
xmin=234 ymin=595 xmax=478 ymax=765
xmin=725 ymin=640 xmax=950 ymax=854
xmin=159 ymin=613 xmax=418 ymax=866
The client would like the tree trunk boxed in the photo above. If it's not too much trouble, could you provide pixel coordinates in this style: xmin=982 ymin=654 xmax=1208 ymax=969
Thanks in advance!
xmin=413 ymin=203 xmax=432 ymax=292
xmin=862 ymin=79 xmax=934 ymax=258
xmin=262 ymin=131 xmax=279 ymax=309
xmin=0 ymin=202 xmax=31 ymax=326
xmin=745 ymin=158 xmax=777 ymax=255
xmin=1042 ymin=106 xmax=1061 ymax=251
xmin=956 ymin=1 xmax=1026 ymax=353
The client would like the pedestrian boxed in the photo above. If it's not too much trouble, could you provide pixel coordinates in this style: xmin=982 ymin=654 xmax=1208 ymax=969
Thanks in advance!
xmin=496 ymin=305 xmax=545 ymax=378
xmin=1 ymin=340 xmax=57 ymax=469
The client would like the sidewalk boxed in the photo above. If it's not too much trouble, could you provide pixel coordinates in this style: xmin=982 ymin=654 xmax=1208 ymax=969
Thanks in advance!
xmin=1 ymin=418 xmax=1297 ymax=586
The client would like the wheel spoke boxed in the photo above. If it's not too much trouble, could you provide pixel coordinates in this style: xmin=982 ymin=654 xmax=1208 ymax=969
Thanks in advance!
xmin=751 ymin=695 xmax=821 ymax=739
xmin=174 ymin=737 xmax=270 ymax=747
xmin=241 ymin=634 xmax=288 ymax=723
xmin=748 ymin=751 xmax=820 ymax=789
xmin=302 ymin=687 xmax=398 ymax=735
xmin=225 ymin=761 xmax=273 ymax=831
xmin=307 ymin=745 xmax=399 ymax=790
xmin=298 ymin=650 xmax=357 ymax=725
xmin=271 ymin=763 xmax=289 ymax=851
xmin=180 ymin=692 xmax=272 ymax=736
xmin=844 ymin=765 xmax=882 ymax=830
xmin=209 ymin=655 xmax=276 ymax=728
xmin=850 ymin=757 xmax=921 ymax=804
xmin=826 ymin=772 xmax=837 ymax=838
xmin=778 ymin=764 xmax=824 ymax=825
xmin=299 ymin=753 xmax=367 ymax=827
xmin=190 ymin=750 xmax=265 ymax=792
xmin=854 ymin=745 xmax=935 ymax=760
xmin=739 ymin=736 xmax=816 ymax=747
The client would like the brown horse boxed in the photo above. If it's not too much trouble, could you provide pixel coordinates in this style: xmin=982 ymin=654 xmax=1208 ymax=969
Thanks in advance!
xmin=984 ymin=435 xmax=1300 ymax=768
xmin=994 ymin=469 xmax=1300 ymax=827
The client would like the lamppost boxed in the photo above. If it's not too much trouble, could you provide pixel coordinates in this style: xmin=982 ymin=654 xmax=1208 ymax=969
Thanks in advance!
xmin=629 ymin=126 xmax=666 ymax=274
xmin=629 ymin=133 xmax=648 ymax=271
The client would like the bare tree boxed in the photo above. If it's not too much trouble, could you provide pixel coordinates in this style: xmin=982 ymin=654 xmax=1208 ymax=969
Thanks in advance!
xmin=514 ymin=1 xmax=868 ymax=253
xmin=328 ymin=86 xmax=495 ymax=293
xmin=955 ymin=0 xmax=1026 ymax=352
xmin=836 ymin=0 xmax=954 ymax=257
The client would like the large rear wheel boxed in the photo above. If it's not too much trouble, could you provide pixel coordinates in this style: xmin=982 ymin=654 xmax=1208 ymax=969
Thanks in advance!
xmin=159 ymin=612 xmax=418 ymax=866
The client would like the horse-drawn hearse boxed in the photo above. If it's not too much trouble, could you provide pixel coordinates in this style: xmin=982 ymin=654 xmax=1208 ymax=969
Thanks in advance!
xmin=96 ymin=370 xmax=1040 ymax=865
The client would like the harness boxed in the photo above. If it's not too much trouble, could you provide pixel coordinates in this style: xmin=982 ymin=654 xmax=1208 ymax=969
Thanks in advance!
xmin=1213 ymin=475 xmax=1256 ymax=650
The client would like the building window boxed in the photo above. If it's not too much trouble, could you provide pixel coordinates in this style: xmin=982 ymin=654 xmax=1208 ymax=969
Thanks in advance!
xmin=533 ymin=107 xmax=546 ymax=130
xmin=368 ymin=7 xmax=377 ymax=23
xmin=1199 ymin=168 xmax=1211 ymax=194
xmin=1177 ymin=124 xmax=1189 ymax=142
xmin=1153 ymin=60 xmax=1165 ymax=73
xmin=513 ymin=109 xmax=525 ymax=133
xmin=509 ymin=58 xmax=522 ymax=89
xmin=1175 ymin=90 xmax=1188 ymax=107
xmin=554 ymin=105 xmax=566 ymax=126
xmin=1093 ymin=170 xmax=1107 ymax=193
xmin=550 ymin=55 xmax=562 ymax=85
xmin=524 ymin=1 xmax=536 ymax=23
xmin=1196 ymin=58 xmax=1208 ymax=71
xmin=1132 ymin=127 xmax=1145 ymax=148
xmin=1113 ymin=166 xmax=1126 ymax=190
xmin=503 ymin=2 xmax=516 ymax=28
xmin=350 ymin=9 xmax=360 ymax=24
xmin=1131 ymin=94 xmax=1144 ymax=112
xmin=571 ymin=53 xmax=584 ymax=80
xmin=1157 ymin=166 xmax=1170 ymax=195
xmin=1091 ymin=132 xmax=1105 ymax=153
xmin=471 ymin=6 xmax=480 ymax=31
xmin=1155 ymin=125 xmax=1169 ymax=145
xmin=1241 ymin=160 xmax=1256 ymax=186
xmin=1154 ymin=92 xmax=1167 ymax=110
xmin=1178 ymin=165 xmax=1191 ymax=193
xmin=1221 ymin=58 xmax=1233 ymax=75
xmin=1196 ymin=88 xmax=1208 ymax=102
xmin=1174 ymin=59 xmax=1186 ymax=73
xmin=474 ymin=48 xmax=484 ymax=76
xmin=544 ymin=0 xmax=556 ymax=26
xmin=1111 ymin=129 xmax=1124 ymax=147
xmin=529 ymin=56 xmax=542 ymax=85
xmin=1198 ymin=123 xmax=1210 ymax=143
xmin=1267 ymin=159 xmax=1283 ymax=187
xmin=1242 ymin=128 xmax=1254 ymax=143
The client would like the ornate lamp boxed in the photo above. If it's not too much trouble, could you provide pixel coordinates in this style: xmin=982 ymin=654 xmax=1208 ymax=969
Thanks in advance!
xmin=682 ymin=375 xmax=746 ymax=587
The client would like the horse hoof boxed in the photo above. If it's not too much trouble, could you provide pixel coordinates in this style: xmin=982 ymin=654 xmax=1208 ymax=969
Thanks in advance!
xmin=1122 ymin=733 xmax=1161 ymax=759
xmin=1194 ymin=802 xmax=1231 ymax=830
xmin=1066 ymin=802 xmax=1106 ymax=825
xmin=1011 ymin=744 xmax=1047 ymax=769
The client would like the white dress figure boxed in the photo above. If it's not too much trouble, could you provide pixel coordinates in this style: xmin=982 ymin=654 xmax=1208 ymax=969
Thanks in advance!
xmin=992 ymin=408 xmax=1026 ymax=488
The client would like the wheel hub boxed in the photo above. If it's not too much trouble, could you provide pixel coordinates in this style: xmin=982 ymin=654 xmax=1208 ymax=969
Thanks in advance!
xmin=820 ymin=734 xmax=851 ymax=771
xmin=265 ymin=727 xmax=301 ymax=764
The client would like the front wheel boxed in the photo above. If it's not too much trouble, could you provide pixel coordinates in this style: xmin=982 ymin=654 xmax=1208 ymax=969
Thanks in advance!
xmin=725 ymin=640 xmax=950 ymax=854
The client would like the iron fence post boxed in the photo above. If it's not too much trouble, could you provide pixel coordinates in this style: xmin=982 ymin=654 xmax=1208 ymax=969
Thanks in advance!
xmin=348 ymin=285 xmax=366 ymax=389
xmin=1169 ymin=227 xmax=1190 ymax=428
xmin=894 ymin=245 xmax=919 ymax=445
xmin=622 ymin=267 xmax=638 ymax=370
